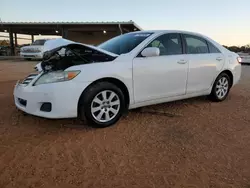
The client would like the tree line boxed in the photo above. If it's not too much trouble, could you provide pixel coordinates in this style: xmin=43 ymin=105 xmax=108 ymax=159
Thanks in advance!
xmin=223 ymin=45 xmax=250 ymax=53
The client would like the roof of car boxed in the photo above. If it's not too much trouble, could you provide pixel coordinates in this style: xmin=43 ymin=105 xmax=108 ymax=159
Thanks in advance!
xmin=135 ymin=30 xmax=203 ymax=35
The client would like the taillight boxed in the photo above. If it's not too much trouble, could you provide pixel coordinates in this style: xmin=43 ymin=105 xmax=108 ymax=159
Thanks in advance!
xmin=237 ymin=57 xmax=242 ymax=64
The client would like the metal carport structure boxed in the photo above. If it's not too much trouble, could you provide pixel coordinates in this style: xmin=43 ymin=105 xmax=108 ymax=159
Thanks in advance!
xmin=0 ymin=21 xmax=142 ymax=55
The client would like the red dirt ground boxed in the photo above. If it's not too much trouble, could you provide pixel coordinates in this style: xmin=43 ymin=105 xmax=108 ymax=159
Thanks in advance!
xmin=0 ymin=60 xmax=250 ymax=188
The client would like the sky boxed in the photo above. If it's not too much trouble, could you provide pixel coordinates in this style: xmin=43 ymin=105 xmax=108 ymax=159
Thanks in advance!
xmin=0 ymin=0 xmax=250 ymax=46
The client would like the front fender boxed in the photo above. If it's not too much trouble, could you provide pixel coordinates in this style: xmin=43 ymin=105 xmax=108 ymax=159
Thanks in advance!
xmin=67 ymin=61 xmax=134 ymax=104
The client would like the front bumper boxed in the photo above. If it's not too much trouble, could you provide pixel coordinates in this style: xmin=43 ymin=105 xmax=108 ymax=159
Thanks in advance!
xmin=14 ymin=78 xmax=90 ymax=119
xmin=20 ymin=52 xmax=43 ymax=59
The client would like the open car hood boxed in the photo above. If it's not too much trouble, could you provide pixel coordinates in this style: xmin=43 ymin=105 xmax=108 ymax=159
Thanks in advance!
xmin=43 ymin=38 xmax=118 ymax=58
xmin=40 ymin=38 xmax=118 ymax=72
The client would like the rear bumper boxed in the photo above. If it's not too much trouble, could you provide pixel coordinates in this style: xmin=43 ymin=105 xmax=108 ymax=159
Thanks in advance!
xmin=20 ymin=52 xmax=43 ymax=59
xmin=14 ymin=80 xmax=90 ymax=119
xmin=232 ymin=64 xmax=241 ymax=86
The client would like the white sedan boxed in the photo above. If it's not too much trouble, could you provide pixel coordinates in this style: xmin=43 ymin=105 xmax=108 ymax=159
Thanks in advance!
xmin=14 ymin=30 xmax=241 ymax=127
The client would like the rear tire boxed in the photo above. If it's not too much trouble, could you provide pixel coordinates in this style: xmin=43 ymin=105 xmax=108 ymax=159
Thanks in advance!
xmin=78 ymin=82 xmax=126 ymax=128
xmin=209 ymin=73 xmax=231 ymax=102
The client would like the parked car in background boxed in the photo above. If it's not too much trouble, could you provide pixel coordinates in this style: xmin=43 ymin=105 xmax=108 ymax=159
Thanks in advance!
xmin=0 ymin=46 xmax=11 ymax=56
xmin=14 ymin=30 xmax=241 ymax=128
xmin=238 ymin=52 xmax=250 ymax=64
xmin=20 ymin=39 xmax=49 ymax=60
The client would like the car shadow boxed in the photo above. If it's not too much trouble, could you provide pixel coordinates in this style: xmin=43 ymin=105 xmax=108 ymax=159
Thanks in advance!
xmin=10 ymin=96 xmax=209 ymax=131
xmin=9 ymin=108 xmax=94 ymax=131
xmin=131 ymin=96 xmax=209 ymax=117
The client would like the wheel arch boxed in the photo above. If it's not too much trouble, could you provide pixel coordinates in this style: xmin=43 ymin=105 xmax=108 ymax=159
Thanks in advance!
xmin=77 ymin=77 xmax=130 ymax=115
xmin=219 ymin=69 xmax=234 ymax=87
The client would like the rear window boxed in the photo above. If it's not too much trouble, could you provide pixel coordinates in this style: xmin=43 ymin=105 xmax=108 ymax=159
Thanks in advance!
xmin=31 ymin=40 xmax=47 ymax=45
xmin=207 ymin=41 xmax=221 ymax=53
xmin=98 ymin=32 xmax=153 ymax=55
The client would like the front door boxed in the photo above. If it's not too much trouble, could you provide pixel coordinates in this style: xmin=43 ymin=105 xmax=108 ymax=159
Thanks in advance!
xmin=132 ymin=33 xmax=188 ymax=103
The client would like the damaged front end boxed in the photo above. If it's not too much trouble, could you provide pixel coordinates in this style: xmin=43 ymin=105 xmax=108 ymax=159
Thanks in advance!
xmin=39 ymin=39 xmax=118 ymax=72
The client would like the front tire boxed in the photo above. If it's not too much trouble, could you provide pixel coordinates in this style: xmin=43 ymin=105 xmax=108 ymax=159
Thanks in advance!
xmin=209 ymin=73 xmax=231 ymax=102
xmin=79 ymin=82 xmax=126 ymax=128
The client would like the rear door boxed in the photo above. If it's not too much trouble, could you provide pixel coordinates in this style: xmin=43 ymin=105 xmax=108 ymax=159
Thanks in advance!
xmin=182 ymin=34 xmax=224 ymax=94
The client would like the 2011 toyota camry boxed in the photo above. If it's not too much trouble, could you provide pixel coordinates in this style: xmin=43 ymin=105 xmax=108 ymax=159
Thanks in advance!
xmin=14 ymin=30 xmax=242 ymax=127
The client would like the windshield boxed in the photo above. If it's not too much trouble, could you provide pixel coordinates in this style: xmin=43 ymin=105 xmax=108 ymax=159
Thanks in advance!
xmin=98 ymin=32 xmax=153 ymax=55
xmin=31 ymin=39 xmax=47 ymax=45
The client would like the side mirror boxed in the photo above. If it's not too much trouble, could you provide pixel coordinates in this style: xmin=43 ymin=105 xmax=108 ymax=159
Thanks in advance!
xmin=141 ymin=47 xmax=160 ymax=57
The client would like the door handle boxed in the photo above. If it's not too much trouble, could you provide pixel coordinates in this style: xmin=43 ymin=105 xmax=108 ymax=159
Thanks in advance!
xmin=216 ymin=57 xmax=223 ymax=61
xmin=177 ymin=60 xmax=187 ymax=64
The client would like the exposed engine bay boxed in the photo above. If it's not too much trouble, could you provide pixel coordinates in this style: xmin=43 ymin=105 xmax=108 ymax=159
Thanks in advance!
xmin=41 ymin=43 xmax=116 ymax=72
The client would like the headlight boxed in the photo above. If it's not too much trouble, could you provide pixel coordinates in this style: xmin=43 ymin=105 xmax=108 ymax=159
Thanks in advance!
xmin=34 ymin=70 xmax=80 ymax=85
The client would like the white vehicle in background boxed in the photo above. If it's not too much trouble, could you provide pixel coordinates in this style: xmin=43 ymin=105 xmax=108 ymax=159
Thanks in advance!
xmin=14 ymin=31 xmax=241 ymax=128
xmin=34 ymin=39 xmax=70 ymax=71
xmin=20 ymin=39 xmax=49 ymax=60
xmin=238 ymin=52 xmax=250 ymax=64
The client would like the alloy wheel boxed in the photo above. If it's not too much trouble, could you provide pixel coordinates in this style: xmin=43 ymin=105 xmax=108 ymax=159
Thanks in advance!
xmin=91 ymin=90 xmax=120 ymax=123
xmin=215 ymin=77 xmax=229 ymax=99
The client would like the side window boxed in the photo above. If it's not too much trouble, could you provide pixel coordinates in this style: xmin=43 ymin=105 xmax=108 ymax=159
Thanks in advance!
xmin=146 ymin=33 xmax=182 ymax=55
xmin=207 ymin=41 xmax=221 ymax=53
xmin=184 ymin=34 xmax=209 ymax=54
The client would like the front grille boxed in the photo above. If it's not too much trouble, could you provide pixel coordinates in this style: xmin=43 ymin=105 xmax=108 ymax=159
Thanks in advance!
xmin=24 ymin=55 xmax=35 ymax=57
xmin=22 ymin=48 xmax=38 ymax=53
xmin=21 ymin=73 xmax=38 ymax=85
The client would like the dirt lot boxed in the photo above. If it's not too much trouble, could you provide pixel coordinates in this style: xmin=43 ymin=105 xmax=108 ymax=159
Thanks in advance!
xmin=0 ymin=60 xmax=250 ymax=188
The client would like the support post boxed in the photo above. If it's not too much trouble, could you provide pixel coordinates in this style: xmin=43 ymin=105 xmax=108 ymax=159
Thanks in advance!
xmin=14 ymin=33 xmax=18 ymax=47
xmin=118 ymin=24 xmax=123 ymax=35
xmin=31 ymin=34 xmax=34 ymax=43
xmin=9 ymin=29 xmax=15 ymax=56
xmin=62 ymin=28 xmax=68 ymax=39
